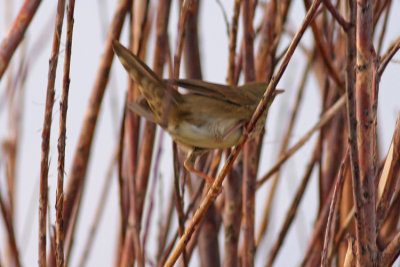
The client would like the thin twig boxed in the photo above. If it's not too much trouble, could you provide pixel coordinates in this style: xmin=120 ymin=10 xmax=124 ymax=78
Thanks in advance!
xmin=173 ymin=0 xmax=191 ymax=80
xmin=39 ymin=0 xmax=66 ymax=266
xmin=257 ymin=95 xmax=346 ymax=189
xmin=327 ymin=207 xmax=355 ymax=262
xmin=265 ymin=140 xmax=320 ymax=267
xmin=77 ymin=149 xmax=118 ymax=267
xmin=142 ymin=131 xmax=164 ymax=259
xmin=378 ymin=36 xmax=400 ymax=77
xmin=303 ymin=0 xmax=344 ymax=90
xmin=0 ymin=0 xmax=42 ymax=79
xmin=376 ymin=115 xmax=400 ymax=230
xmin=0 ymin=191 xmax=21 ymax=267
xmin=115 ymin=94 xmax=128 ymax=267
xmin=156 ymin=188 xmax=175 ymax=264
xmin=321 ymin=149 xmax=349 ymax=267
xmin=62 ymin=0 xmax=130 ymax=251
xmin=226 ymin=0 xmax=241 ymax=85
xmin=55 ymin=1 xmax=75 ymax=266
xmin=322 ymin=0 xmax=349 ymax=30
xmin=165 ymin=3 xmax=324 ymax=264
xmin=300 ymin=180 xmax=339 ymax=267
xmin=380 ymin=230 xmax=400 ymax=267
xmin=158 ymin=181 xmax=205 ymax=266
xmin=121 ymin=3 xmax=153 ymax=266
xmin=376 ymin=0 xmax=392 ymax=56
xmin=256 ymin=55 xmax=313 ymax=247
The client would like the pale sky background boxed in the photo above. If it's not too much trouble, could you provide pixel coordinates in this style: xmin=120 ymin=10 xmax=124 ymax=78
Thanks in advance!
xmin=1 ymin=0 xmax=400 ymax=266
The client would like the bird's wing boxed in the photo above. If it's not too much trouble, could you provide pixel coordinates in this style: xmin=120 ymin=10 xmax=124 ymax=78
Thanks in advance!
xmin=128 ymin=97 xmax=156 ymax=123
xmin=169 ymin=79 xmax=268 ymax=106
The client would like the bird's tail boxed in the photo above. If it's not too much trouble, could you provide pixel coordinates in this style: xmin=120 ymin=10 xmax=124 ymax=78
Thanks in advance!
xmin=112 ymin=40 xmax=181 ymax=126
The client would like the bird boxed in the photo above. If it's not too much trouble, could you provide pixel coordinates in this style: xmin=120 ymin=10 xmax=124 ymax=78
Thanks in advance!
xmin=112 ymin=40 xmax=282 ymax=183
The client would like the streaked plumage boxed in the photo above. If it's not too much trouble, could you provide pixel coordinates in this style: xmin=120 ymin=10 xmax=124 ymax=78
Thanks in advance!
xmin=112 ymin=40 xmax=282 ymax=182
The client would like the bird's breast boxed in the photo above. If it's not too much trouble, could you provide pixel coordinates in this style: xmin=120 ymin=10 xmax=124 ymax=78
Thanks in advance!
xmin=167 ymin=118 xmax=242 ymax=149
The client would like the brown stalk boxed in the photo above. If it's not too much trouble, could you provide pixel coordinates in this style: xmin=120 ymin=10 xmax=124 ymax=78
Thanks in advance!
xmin=322 ymin=0 xmax=349 ymax=30
xmin=242 ymin=0 xmax=255 ymax=83
xmin=114 ymin=9 xmax=140 ymax=264
xmin=227 ymin=0 xmax=241 ymax=84
xmin=0 ymin=0 xmax=42 ymax=79
xmin=197 ymin=197 xmax=221 ymax=267
xmin=380 ymin=230 xmax=400 ymax=266
xmin=373 ymin=0 xmax=392 ymax=27
xmin=132 ymin=0 xmax=168 ymax=223
xmin=61 ymin=0 xmax=130 ymax=252
xmin=120 ymin=2 xmax=152 ymax=266
xmin=0 ymin=191 xmax=21 ymax=267
xmin=337 ymin=153 xmax=356 ymax=264
xmin=165 ymin=2 xmax=324 ymax=265
xmin=378 ymin=36 xmax=400 ymax=77
xmin=77 ymin=149 xmax=118 ymax=267
xmin=156 ymin=189 xmax=175 ymax=263
xmin=62 ymin=184 xmax=81 ymax=266
xmin=3 ymin=39 xmax=28 ymax=225
xmin=344 ymin=1 xmax=365 ymax=265
xmin=182 ymin=1 xmax=222 ymax=265
xmin=141 ymin=132 xmax=164 ymax=258
xmin=1 ymin=53 xmax=27 ymax=267
xmin=173 ymin=0 xmax=191 ymax=80
xmin=142 ymin=3 xmax=173 ymax=265
xmin=1 ymin=19 xmax=53 ymax=252
xmin=121 ymin=1 xmax=169 ymax=265
xmin=121 ymin=148 xmax=144 ymax=267
xmin=115 ymin=96 xmax=128 ymax=267
xmin=39 ymin=0 xmax=66 ymax=266
xmin=179 ymin=196 xmax=203 ymax=264
xmin=172 ymin=144 xmax=187 ymax=267
xmin=132 ymin=0 xmax=150 ymax=56
xmin=167 ymin=2 xmax=191 ymax=263
xmin=223 ymin=1 xmax=242 ymax=266
xmin=257 ymin=94 xmax=346 ymax=189
xmin=344 ymin=236 xmax=356 ymax=267
xmin=256 ymin=55 xmax=313 ymax=247
xmin=255 ymin=1 xmax=277 ymax=82
xmin=223 ymin=166 xmax=242 ymax=267
xmin=164 ymin=131 xmax=249 ymax=267
xmin=321 ymin=149 xmax=349 ymax=267
xmin=2 ymin=0 xmax=400 ymax=265
xmin=378 ymin=196 xmax=400 ymax=250
xmin=376 ymin=115 xmax=400 ymax=230
xmin=328 ymin=207 xmax=355 ymax=262
xmin=158 ymin=181 xmax=205 ymax=266
xmin=55 ymin=1 xmax=75 ymax=266
xmin=183 ymin=0 xmax=202 ymax=79
xmin=181 ymin=164 xmax=216 ymax=264
xmin=265 ymin=140 xmax=320 ymax=267
xmin=300 ymin=175 xmax=339 ymax=267
xmin=131 ymin=0 xmax=152 ymax=222
xmin=376 ymin=0 xmax=392 ymax=56
xmin=233 ymin=43 xmax=243 ymax=85
xmin=303 ymin=0 xmax=343 ymax=90
xmin=241 ymin=0 xmax=257 ymax=266
xmin=353 ymin=0 xmax=377 ymax=264
xmin=319 ymin=92 xmax=347 ymax=215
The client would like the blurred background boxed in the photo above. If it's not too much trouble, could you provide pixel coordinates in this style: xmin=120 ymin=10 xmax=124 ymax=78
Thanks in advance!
xmin=1 ymin=0 xmax=400 ymax=266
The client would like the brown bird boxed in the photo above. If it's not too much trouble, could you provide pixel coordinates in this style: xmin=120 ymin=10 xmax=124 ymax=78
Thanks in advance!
xmin=112 ymin=40 xmax=282 ymax=183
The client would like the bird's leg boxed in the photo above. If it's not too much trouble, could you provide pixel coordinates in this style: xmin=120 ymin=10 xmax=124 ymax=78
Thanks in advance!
xmin=183 ymin=148 xmax=215 ymax=184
